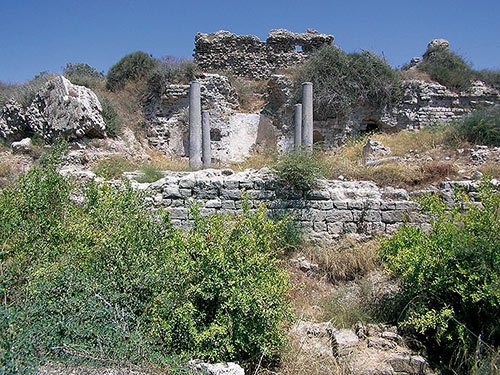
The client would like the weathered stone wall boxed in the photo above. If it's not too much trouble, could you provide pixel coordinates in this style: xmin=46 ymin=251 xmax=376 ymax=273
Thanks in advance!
xmin=267 ymin=75 xmax=500 ymax=149
xmin=131 ymin=169 xmax=428 ymax=242
xmin=194 ymin=29 xmax=334 ymax=79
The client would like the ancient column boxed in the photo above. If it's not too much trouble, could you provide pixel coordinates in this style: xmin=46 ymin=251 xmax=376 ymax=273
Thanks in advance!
xmin=189 ymin=81 xmax=202 ymax=170
xmin=294 ymin=103 xmax=302 ymax=148
xmin=302 ymin=82 xmax=313 ymax=148
xmin=202 ymin=110 xmax=211 ymax=169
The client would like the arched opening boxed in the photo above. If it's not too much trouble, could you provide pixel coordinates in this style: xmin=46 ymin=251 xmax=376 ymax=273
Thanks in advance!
xmin=210 ymin=129 xmax=222 ymax=141
xmin=360 ymin=119 xmax=381 ymax=134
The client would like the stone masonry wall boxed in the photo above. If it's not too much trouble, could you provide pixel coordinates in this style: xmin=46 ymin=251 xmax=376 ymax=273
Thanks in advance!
xmin=194 ymin=29 xmax=334 ymax=79
xmin=130 ymin=169 xmax=428 ymax=242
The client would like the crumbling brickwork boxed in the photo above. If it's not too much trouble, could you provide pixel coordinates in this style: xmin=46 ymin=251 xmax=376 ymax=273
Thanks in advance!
xmin=194 ymin=29 xmax=334 ymax=79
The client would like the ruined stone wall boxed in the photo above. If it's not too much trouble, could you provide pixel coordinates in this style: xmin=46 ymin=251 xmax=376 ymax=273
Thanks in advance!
xmin=194 ymin=29 xmax=334 ymax=79
xmin=132 ymin=169 xmax=428 ymax=242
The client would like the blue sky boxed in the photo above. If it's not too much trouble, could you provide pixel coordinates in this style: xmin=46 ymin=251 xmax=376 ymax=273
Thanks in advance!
xmin=1 ymin=0 xmax=499 ymax=83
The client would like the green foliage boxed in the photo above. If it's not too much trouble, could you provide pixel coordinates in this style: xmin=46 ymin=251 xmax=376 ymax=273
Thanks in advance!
xmin=293 ymin=46 xmax=401 ymax=119
xmin=98 ymin=94 xmax=122 ymax=137
xmin=418 ymin=48 xmax=474 ymax=91
xmin=379 ymin=181 xmax=500 ymax=373
xmin=106 ymin=51 xmax=155 ymax=91
xmin=136 ymin=165 xmax=164 ymax=183
xmin=145 ymin=56 xmax=196 ymax=98
xmin=0 ymin=150 xmax=295 ymax=371
xmin=452 ymin=105 xmax=500 ymax=146
xmin=63 ymin=62 xmax=104 ymax=88
xmin=272 ymin=148 xmax=325 ymax=191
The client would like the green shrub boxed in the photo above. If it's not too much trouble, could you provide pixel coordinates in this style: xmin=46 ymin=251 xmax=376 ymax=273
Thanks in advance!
xmin=452 ymin=105 xmax=500 ymax=146
xmin=418 ymin=48 xmax=474 ymax=91
xmin=273 ymin=148 xmax=325 ymax=191
xmin=63 ymin=62 xmax=104 ymax=88
xmin=136 ymin=165 xmax=164 ymax=183
xmin=293 ymin=46 xmax=401 ymax=119
xmin=98 ymin=94 xmax=122 ymax=137
xmin=146 ymin=57 xmax=196 ymax=98
xmin=379 ymin=181 xmax=500 ymax=373
xmin=0 ymin=149 xmax=295 ymax=371
xmin=106 ymin=51 xmax=155 ymax=91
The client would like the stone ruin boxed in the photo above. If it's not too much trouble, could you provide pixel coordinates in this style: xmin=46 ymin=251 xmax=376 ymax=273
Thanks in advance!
xmin=194 ymin=29 xmax=334 ymax=79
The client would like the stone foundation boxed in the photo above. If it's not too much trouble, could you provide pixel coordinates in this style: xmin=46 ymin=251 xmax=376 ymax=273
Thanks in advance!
xmin=130 ymin=169 xmax=429 ymax=242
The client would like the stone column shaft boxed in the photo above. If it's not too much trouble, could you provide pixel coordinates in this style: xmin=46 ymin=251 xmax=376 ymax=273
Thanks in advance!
xmin=202 ymin=110 xmax=211 ymax=169
xmin=189 ymin=81 xmax=202 ymax=170
xmin=294 ymin=103 xmax=302 ymax=148
xmin=302 ymin=82 xmax=313 ymax=148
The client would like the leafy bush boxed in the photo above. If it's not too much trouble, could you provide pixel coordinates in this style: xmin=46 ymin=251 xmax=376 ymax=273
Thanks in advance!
xmin=63 ymin=62 xmax=104 ymax=88
xmin=145 ymin=56 xmax=196 ymax=98
xmin=106 ymin=51 xmax=155 ymax=91
xmin=418 ymin=47 xmax=474 ymax=91
xmin=273 ymin=148 xmax=325 ymax=191
xmin=452 ymin=105 xmax=500 ymax=146
xmin=98 ymin=94 xmax=122 ymax=137
xmin=293 ymin=46 xmax=401 ymax=119
xmin=0 ymin=149 xmax=294 ymax=371
xmin=379 ymin=181 xmax=500 ymax=373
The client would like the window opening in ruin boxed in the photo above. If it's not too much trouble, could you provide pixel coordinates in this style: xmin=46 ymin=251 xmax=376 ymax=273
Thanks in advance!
xmin=210 ymin=129 xmax=222 ymax=141
xmin=295 ymin=45 xmax=303 ymax=52
xmin=361 ymin=119 xmax=381 ymax=134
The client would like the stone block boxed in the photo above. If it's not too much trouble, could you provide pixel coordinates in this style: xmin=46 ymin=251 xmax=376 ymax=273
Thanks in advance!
xmin=325 ymin=210 xmax=353 ymax=222
xmin=169 ymin=208 xmax=188 ymax=220
xmin=221 ymin=189 xmax=242 ymax=200
xmin=223 ymin=180 xmax=240 ymax=189
xmin=305 ymin=189 xmax=331 ymax=200
xmin=196 ymin=189 xmax=219 ymax=199
xmin=221 ymin=200 xmax=235 ymax=210
xmin=393 ymin=201 xmax=418 ymax=210
xmin=170 ymin=199 xmax=185 ymax=207
xmin=379 ymin=201 xmax=396 ymax=210
xmin=163 ymin=185 xmax=182 ymax=198
xmin=179 ymin=176 xmax=195 ymax=188
xmin=332 ymin=201 xmax=348 ymax=209
xmin=381 ymin=210 xmax=403 ymax=224
xmin=362 ymin=210 xmax=381 ymax=222
xmin=343 ymin=223 xmax=358 ymax=233
xmin=347 ymin=200 xmax=364 ymax=210
xmin=199 ymin=208 xmax=215 ymax=216
xmin=179 ymin=188 xmax=192 ymax=197
xmin=205 ymin=199 xmax=222 ymax=208
xmin=252 ymin=190 xmax=275 ymax=200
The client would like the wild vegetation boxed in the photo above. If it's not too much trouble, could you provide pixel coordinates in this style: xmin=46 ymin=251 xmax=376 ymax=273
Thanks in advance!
xmin=292 ymin=46 xmax=401 ymax=119
xmin=380 ymin=181 xmax=500 ymax=374
xmin=0 ymin=145 xmax=298 ymax=373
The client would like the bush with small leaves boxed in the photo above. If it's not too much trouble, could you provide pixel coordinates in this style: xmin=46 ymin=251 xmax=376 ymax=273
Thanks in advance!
xmin=293 ymin=46 xmax=401 ymax=119
xmin=379 ymin=180 xmax=500 ymax=373
xmin=106 ymin=51 xmax=155 ymax=91
xmin=0 ymin=147 xmax=295 ymax=371
xmin=273 ymin=148 xmax=326 ymax=191
xmin=63 ymin=62 xmax=104 ymax=88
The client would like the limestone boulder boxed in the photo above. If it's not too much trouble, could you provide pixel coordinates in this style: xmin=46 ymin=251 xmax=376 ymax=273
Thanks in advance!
xmin=26 ymin=75 xmax=106 ymax=141
xmin=362 ymin=138 xmax=392 ymax=162
xmin=0 ymin=99 xmax=30 ymax=142
xmin=188 ymin=360 xmax=245 ymax=375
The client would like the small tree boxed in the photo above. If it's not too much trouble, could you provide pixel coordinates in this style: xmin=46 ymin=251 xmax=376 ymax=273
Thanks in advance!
xmin=106 ymin=51 xmax=155 ymax=91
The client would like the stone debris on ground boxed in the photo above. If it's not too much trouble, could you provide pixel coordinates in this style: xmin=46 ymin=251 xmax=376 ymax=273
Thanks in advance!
xmin=290 ymin=321 xmax=434 ymax=375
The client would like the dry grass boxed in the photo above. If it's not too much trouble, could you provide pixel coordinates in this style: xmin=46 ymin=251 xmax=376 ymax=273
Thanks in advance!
xmin=146 ymin=151 xmax=189 ymax=171
xmin=266 ymin=334 xmax=350 ymax=375
xmin=399 ymin=68 xmax=433 ymax=82
xmin=303 ymin=237 xmax=380 ymax=283
xmin=321 ymin=128 xmax=460 ymax=188
xmin=227 ymin=76 xmax=267 ymax=113
xmin=480 ymin=161 xmax=500 ymax=179
xmin=0 ymin=154 xmax=23 ymax=188
xmin=227 ymin=148 xmax=277 ymax=172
